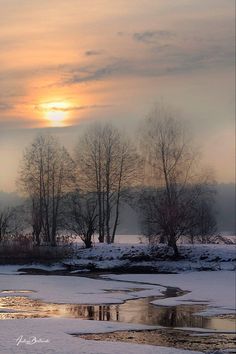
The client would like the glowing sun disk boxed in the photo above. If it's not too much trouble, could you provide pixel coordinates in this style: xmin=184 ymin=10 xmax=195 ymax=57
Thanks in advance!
xmin=40 ymin=101 xmax=70 ymax=126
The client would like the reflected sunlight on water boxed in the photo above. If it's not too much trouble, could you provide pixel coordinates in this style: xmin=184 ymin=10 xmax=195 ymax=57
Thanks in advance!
xmin=0 ymin=291 xmax=235 ymax=331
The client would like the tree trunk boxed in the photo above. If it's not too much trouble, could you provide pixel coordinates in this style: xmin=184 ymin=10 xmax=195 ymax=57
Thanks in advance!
xmin=111 ymin=192 xmax=121 ymax=243
xmin=159 ymin=234 xmax=166 ymax=244
xmin=84 ymin=236 xmax=92 ymax=248
xmin=98 ymin=191 xmax=104 ymax=242
xmin=168 ymin=235 xmax=179 ymax=258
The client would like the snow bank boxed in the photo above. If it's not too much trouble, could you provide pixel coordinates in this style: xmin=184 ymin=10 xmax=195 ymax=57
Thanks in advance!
xmin=65 ymin=243 xmax=236 ymax=272
xmin=0 ymin=243 xmax=235 ymax=273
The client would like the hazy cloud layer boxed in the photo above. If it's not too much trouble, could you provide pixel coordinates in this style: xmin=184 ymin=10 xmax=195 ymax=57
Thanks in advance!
xmin=0 ymin=0 xmax=235 ymax=189
xmin=0 ymin=103 xmax=13 ymax=111
xmin=133 ymin=30 xmax=173 ymax=43
xmin=85 ymin=50 xmax=103 ymax=56
xmin=35 ymin=104 xmax=113 ymax=112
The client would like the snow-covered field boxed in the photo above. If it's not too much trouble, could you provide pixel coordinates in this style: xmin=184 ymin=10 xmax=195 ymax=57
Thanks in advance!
xmin=0 ymin=242 xmax=235 ymax=353
xmin=0 ymin=271 xmax=206 ymax=354
xmin=0 ymin=273 xmax=165 ymax=304
xmin=63 ymin=243 xmax=236 ymax=273
xmin=0 ymin=318 xmax=204 ymax=354
xmin=0 ymin=267 xmax=235 ymax=353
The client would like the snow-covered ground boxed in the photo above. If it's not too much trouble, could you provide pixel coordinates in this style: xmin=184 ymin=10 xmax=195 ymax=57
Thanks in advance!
xmin=0 ymin=273 xmax=164 ymax=304
xmin=0 ymin=270 xmax=235 ymax=353
xmin=0 ymin=318 xmax=204 ymax=354
xmin=0 ymin=272 xmax=208 ymax=354
xmin=62 ymin=243 xmax=236 ymax=273
xmin=1 ymin=240 xmax=235 ymax=274
xmin=0 ymin=243 xmax=235 ymax=353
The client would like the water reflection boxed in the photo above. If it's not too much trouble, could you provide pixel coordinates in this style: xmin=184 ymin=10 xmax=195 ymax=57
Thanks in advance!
xmin=0 ymin=293 xmax=234 ymax=331
xmin=1 ymin=290 xmax=35 ymax=294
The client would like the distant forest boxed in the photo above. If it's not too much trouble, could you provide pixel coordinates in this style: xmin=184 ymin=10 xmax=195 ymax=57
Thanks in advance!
xmin=1 ymin=183 xmax=235 ymax=234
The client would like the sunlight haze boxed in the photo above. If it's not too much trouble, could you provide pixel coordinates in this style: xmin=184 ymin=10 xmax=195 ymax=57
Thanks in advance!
xmin=0 ymin=0 xmax=235 ymax=191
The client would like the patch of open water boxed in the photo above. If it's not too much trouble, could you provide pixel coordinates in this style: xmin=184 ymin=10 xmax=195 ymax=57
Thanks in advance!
xmin=0 ymin=289 xmax=234 ymax=332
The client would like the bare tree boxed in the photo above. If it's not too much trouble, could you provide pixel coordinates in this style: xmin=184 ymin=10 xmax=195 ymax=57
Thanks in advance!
xmin=75 ymin=123 xmax=138 ymax=244
xmin=19 ymin=134 xmax=75 ymax=246
xmin=65 ymin=190 xmax=97 ymax=248
xmin=75 ymin=124 xmax=105 ymax=242
xmin=0 ymin=205 xmax=26 ymax=243
xmin=190 ymin=182 xmax=217 ymax=243
xmin=0 ymin=207 xmax=12 ymax=242
xmin=140 ymin=104 xmax=216 ymax=256
xmin=110 ymin=137 xmax=139 ymax=243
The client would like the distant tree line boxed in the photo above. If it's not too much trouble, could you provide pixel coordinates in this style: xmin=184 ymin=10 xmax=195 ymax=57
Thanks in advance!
xmin=0 ymin=104 xmax=217 ymax=257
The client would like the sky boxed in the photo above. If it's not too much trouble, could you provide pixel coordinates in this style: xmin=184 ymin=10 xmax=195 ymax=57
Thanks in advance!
xmin=0 ymin=0 xmax=235 ymax=192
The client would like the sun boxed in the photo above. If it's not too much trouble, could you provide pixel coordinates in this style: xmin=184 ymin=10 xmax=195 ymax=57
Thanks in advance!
xmin=46 ymin=110 xmax=67 ymax=125
xmin=39 ymin=101 xmax=70 ymax=127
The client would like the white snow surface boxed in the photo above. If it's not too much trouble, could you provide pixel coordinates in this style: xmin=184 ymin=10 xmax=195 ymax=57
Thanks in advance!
xmin=0 ymin=318 xmax=203 ymax=354
xmin=64 ymin=243 xmax=236 ymax=272
xmin=103 ymin=271 xmax=236 ymax=316
xmin=0 ymin=264 xmax=65 ymax=275
xmin=0 ymin=274 xmax=164 ymax=304
xmin=0 ymin=243 xmax=235 ymax=274
xmin=0 ymin=243 xmax=235 ymax=354
xmin=0 ymin=273 xmax=204 ymax=354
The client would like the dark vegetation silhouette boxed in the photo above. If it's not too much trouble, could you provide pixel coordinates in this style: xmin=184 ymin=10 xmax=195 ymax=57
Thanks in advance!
xmin=0 ymin=104 xmax=218 ymax=259
xmin=138 ymin=104 xmax=217 ymax=256
xmin=75 ymin=123 xmax=139 ymax=244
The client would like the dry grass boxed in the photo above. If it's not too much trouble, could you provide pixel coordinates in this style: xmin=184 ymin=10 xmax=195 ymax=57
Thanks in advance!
xmin=0 ymin=238 xmax=75 ymax=265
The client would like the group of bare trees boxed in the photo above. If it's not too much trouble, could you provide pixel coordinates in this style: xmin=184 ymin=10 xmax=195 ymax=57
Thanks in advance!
xmin=19 ymin=135 xmax=75 ymax=246
xmin=18 ymin=124 xmax=138 ymax=247
xmin=16 ymin=104 xmax=217 ymax=254
xmin=75 ymin=124 xmax=138 ymax=244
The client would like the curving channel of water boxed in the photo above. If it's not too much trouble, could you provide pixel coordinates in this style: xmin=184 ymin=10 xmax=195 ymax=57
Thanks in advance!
xmin=0 ymin=285 xmax=234 ymax=332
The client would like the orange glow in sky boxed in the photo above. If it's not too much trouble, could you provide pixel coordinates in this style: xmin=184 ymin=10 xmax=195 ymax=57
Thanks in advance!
xmin=38 ymin=101 xmax=70 ymax=127
xmin=0 ymin=0 xmax=235 ymax=190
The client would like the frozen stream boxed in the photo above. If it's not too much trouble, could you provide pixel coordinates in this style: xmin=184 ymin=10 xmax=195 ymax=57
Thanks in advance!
xmin=0 ymin=271 xmax=235 ymax=353
xmin=0 ymin=275 xmax=234 ymax=332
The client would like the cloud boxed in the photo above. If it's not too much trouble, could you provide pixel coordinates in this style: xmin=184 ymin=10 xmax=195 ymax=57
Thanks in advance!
xmin=0 ymin=64 xmax=68 ymax=83
xmin=63 ymin=59 xmax=130 ymax=85
xmin=35 ymin=104 xmax=113 ymax=112
xmin=2 ymin=25 xmax=233 ymax=94
xmin=0 ymin=103 xmax=12 ymax=111
xmin=0 ymin=117 xmax=41 ymax=130
xmin=58 ymin=36 xmax=234 ymax=88
xmin=85 ymin=50 xmax=103 ymax=56
xmin=133 ymin=30 xmax=173 ymax=44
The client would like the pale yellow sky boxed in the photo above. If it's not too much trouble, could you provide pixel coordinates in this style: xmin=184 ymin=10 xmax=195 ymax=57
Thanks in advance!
xmin=0 ymin=0 xmax=235 ymax=191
